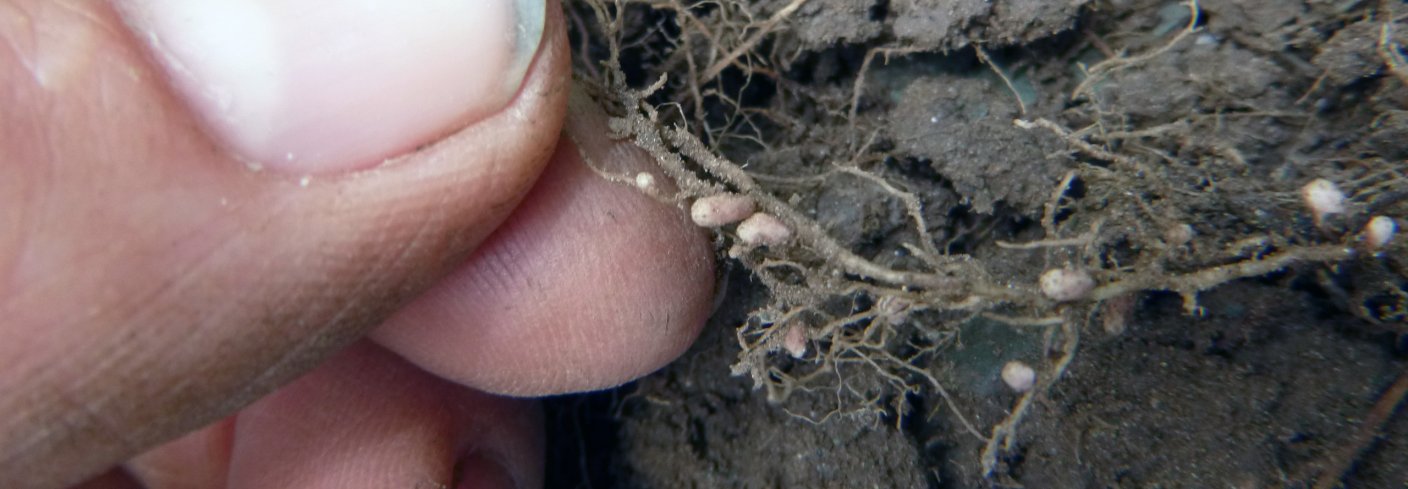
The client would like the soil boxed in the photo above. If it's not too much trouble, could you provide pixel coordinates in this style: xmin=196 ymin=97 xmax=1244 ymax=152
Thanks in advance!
xmin=548 ymin=0 xmax=1408 ymax=487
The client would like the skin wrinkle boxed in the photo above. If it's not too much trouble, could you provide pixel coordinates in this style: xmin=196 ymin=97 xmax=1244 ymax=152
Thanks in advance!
xmin=254 ymin=224 xmax=434 ymax=391
xmin=0 ymin=3 xmax=34 ymax=72
xmin=224 ymin=344 xmax=534 ymax=489
xmin=556 ymin=154 xmax=704 ymax=389
xmin=13 ymin=163 xmax=442 ymax=476
xmin=466 ymin=148 xmax=590 ymax=303
xmin=460 ymin=168 xmax=574 ymax=310
xmin=4 ymin=385 xmax=56 ymax=467
xmin=6 ymin=246 xmax=213 ymax=465
xmin=0 ymin=175 xmax=30 ymax=299
xmin=21 ymin=382 xmax=137 ymax=475
xmin=61 ymin=385 xmax=139 ymax=456
xmin=0 ymin=0 xmax=113 ymax=89
xmin=420 ymin=132 xmax=708 ymax=393
xmin=593 ymin=265 xmax=650 ymax=377
xmin=48 ymin=0 xmax=117 ymax=38
xmin=7 ymin=101 xmax=254 ymax=325
xmin=112 ymin=199 xmax=313 ymax=415
xmin=477 ymin=235 xmax=542 ymax=311
xmin=0 ymin=95 xmax=46 ymax=302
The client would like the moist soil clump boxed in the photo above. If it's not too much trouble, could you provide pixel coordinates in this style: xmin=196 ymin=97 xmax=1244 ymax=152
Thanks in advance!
xmin=547 ymin=0 xmax=1408 ymax=487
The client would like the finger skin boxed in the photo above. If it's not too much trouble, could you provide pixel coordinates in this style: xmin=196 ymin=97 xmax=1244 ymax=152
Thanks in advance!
xmin=372 ymin=130 xmax=717 ymax=396
xmin=118 ymin=343 xmax=543 ymax=489
xmin=124 ymin=419 xmax=234 ymax=489
xmin=67 ymin=470 xmax=142 ymax=489
xmin=0 ymin=1 xmax=568 ymax=487
xmin=226 ymin=342 xmax=543 ymax=489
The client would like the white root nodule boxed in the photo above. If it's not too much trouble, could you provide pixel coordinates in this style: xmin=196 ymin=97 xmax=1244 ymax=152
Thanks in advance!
xmin=1164 ymin=223 xmax=1195 ymax=247
xmin=1365 ymin=215 xmax=1397 ymax=251
xmin=1301 ymin=178 xmax=1346 ymax=225
xmin=690 ymin=193 xmax=756 ymax=228
xmin=1039 ymin=268 xmax=1096 ymax=302
xmin=782 ymin=324 xmax=808 ymax=359
xmin=737 ymin=212 xmax=792 ymax=246
xmin=634 ymin=172 xmax=656 ymax=191
xmin=1001 ymin=361 xmax=1037 ymax=393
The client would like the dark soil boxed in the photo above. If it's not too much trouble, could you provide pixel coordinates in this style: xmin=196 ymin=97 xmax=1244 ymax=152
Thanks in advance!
xmin=548 ymin=0 xmax=1408 ymax=487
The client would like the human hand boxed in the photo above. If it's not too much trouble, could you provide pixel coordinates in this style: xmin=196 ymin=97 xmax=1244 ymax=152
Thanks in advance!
xmin=0 ymin=1 xmax=715 ymax=487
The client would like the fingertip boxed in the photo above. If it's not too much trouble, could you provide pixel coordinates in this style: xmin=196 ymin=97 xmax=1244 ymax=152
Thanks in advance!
xmin=372 ymin=127 xmax=716 ymax=396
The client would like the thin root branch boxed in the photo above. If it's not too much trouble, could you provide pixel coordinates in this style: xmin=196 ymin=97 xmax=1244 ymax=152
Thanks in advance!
xmin=699 ymin=0 xmax=810 ymax=82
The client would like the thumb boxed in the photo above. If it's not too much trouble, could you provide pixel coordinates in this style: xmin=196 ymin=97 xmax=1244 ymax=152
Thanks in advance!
xmin=0 ymin=0 xmax=567 ymax=487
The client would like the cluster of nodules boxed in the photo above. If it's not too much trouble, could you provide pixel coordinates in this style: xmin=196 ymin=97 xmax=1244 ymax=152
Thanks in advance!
xmin=1301 ymin=178 xmax=1398 ymax=252
xmin=686 ymin=195 xmax=1052 ymax=393
xmin=690 ymin=193 xmax=792 ymax=253
xmin=1034 ymin=179 xmax=1401 ymax=305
